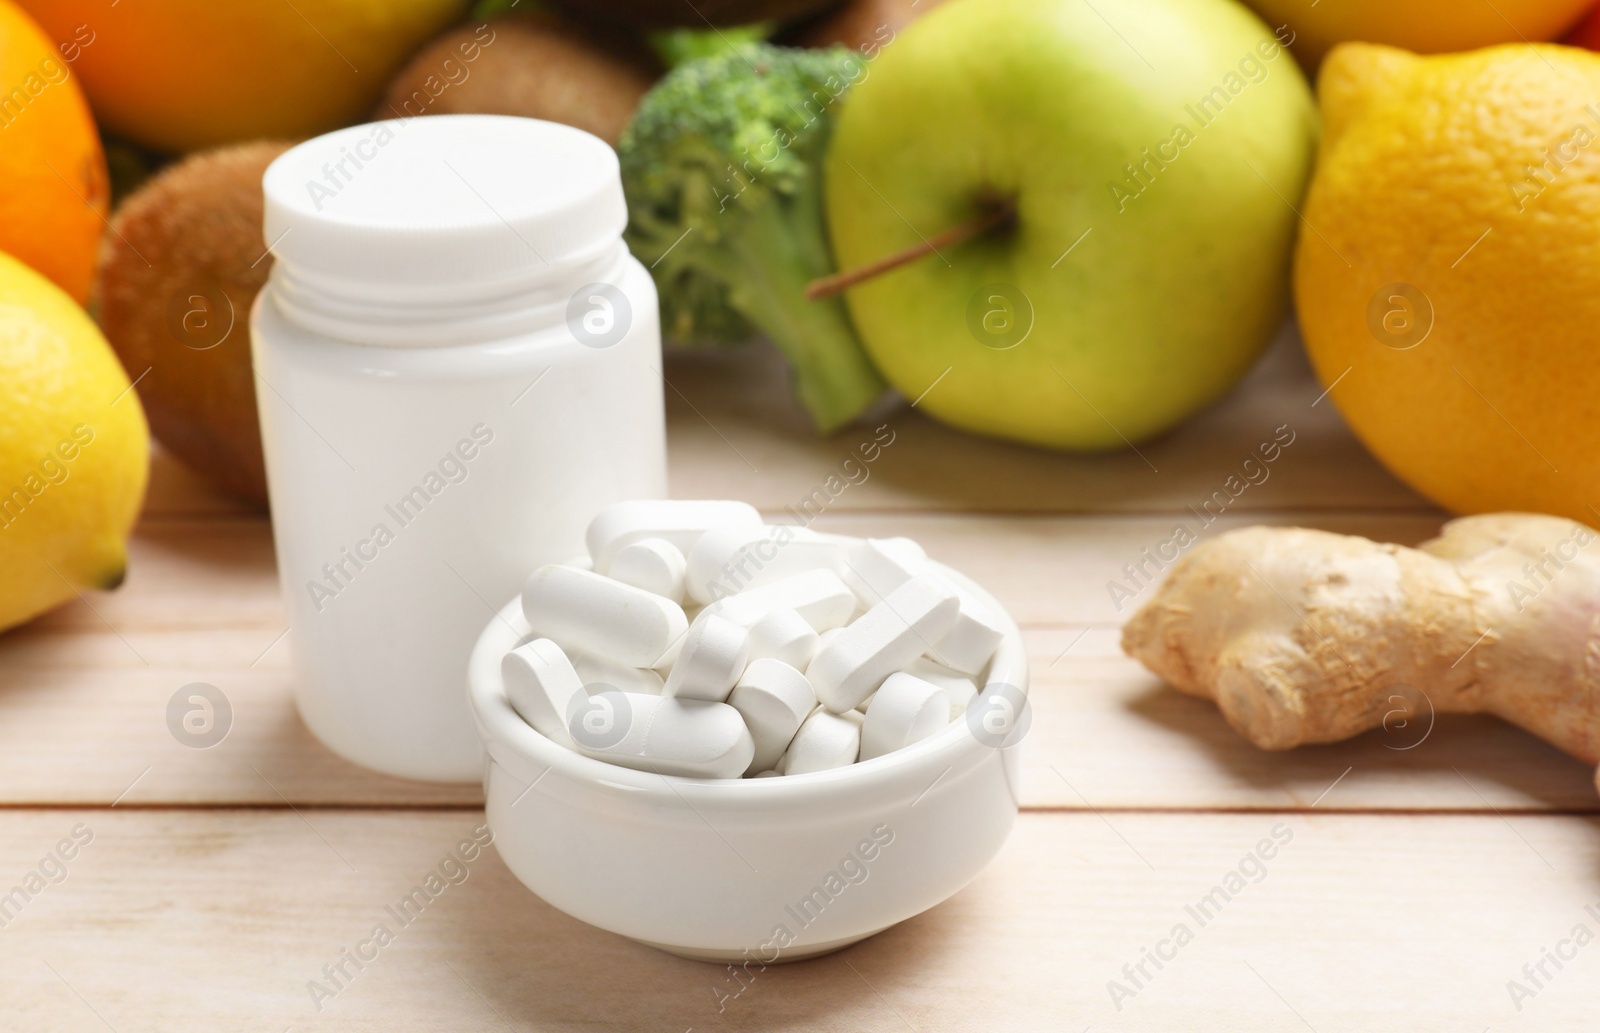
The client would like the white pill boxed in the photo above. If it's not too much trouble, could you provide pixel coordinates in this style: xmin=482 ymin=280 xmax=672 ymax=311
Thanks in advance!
xmin=685 ymin=524 xmax=847 ymax=604
xmin=502 ymin=638 xmax=585 ymax=747
xmin=587 ymin=499 xmax=762 ymax=572
xmin=783 ymin=708 xmax=862 ymax=774
xmin=746 ymin=608 xmax=821 ymax=670
xmin=728 ymin=658 xmax=817 ymax=774
xmin=810 ymin=626 xmax=844 ymax=661
xmin=906 ymin=656 xmax=978 ymax=718
xmin=662 ymin=613 xmax=749 ymax=702
xmin=808 ymin=574 xmax=961 ymax=712
xmin=842 ymin=538 xmax=1005 ymax=677
xmin=841 ymin=537 xmax=928 ymax=604
xmin=568 ymin=692 xmax=753 ymax=779
xmin=928 ymin=594 xmax=1006 ymax=675
xmin=701 ymin=569 xmax=856 ymax=632
xmin=650 ymin=633 xmax=684 ymax=673
xmin=608 ymin=537 xmax=688 ymax=602
xmin=859 ymin=672 xmax=950 ymax=761
xmin=571 ymin=650 xmax=665 ymax=696
xmin=522 ymin=564 xmax=687 ymax=667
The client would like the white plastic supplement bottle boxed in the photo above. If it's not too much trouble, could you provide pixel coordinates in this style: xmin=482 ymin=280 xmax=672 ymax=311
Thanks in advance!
xmin=252 ymin=115 xmax=666 ymax=782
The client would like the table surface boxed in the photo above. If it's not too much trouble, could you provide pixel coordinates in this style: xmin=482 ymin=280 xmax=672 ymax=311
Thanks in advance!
xmin=3 ymin=326 xmax=1595 ymax=1032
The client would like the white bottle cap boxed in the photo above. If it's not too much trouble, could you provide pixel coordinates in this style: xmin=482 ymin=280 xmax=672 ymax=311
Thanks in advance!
xmin=262 ymin=114 xmax=627 ymax=301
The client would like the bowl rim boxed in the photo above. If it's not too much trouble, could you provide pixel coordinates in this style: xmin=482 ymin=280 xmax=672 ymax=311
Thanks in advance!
xmin=468 ymin=553 xmax=1029 ymax=803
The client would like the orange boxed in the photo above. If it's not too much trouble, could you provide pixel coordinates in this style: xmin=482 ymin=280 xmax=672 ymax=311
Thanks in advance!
xmin=0 ymin=0 xmax=106 ymax=304
xmin=1295 ymin=42 xmax=1600 ymax=523
xmin=1244 ymin=0 xmax=1594 ymax=66
xmin=17 ymin=0 xmax=470 ymax=153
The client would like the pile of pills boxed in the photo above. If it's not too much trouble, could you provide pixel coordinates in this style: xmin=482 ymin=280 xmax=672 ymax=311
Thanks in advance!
xmin=501 ymin=500 xmax=1007 ymax=779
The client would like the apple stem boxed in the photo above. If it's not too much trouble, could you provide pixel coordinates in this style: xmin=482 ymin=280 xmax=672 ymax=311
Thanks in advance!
xmin=804 ymin=202 xmax=1016 ymax=301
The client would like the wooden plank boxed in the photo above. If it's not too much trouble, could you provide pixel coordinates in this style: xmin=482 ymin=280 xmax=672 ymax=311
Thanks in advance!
xmin=29 ymin=520 xmax=282 ymax=633
xmin=0 ymin=809 xmax=1593 ymax=1031
xmin=15 ymin=510 xmax=1583 ymax=810
xmin=658 ymin=323 xmax=1431 ymax=515
xmin=135 ymin=325 xmax=1432 ymax=522
xmin=1020 ymin=628 xmax=1600 ymax=812
xmin=44 ymin=510 xmax=1448 ymax=633
xmin=0 ymin=668 xmax=481 ymax=807
xmin=1 ymin=621 xmax=1588 ymax=811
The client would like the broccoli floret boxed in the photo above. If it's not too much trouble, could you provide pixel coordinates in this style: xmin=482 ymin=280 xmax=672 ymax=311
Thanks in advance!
xmin=648 ymin=23 xmax=774 ymax=69
xmin=620 ymin=43 xmax=885 ymax=432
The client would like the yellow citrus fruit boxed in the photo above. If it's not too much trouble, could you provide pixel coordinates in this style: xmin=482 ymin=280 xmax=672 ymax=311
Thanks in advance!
xmin=0 ymin=0 xmax=107 ymax=303
xmin=1244 ymin=0 xmax=1594 ymax=65
xmin=1296 ymin=42 xmax=1600 ymax=523
xmin=0 ymin=250 xmax=148 ymax=632
xmin=15 ymin=0 xmax=469 ymax=152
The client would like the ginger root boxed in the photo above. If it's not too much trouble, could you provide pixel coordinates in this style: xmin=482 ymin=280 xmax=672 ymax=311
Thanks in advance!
xmin=1121 ymin=514 xmax=1600 ymax=791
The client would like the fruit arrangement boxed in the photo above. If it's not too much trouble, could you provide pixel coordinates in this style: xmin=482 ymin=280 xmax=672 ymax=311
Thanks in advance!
xmin=4 ymin=0 xmax=1600 ymax=633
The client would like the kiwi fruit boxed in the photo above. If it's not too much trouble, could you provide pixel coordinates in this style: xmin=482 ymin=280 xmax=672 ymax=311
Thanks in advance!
xmin=776 ymin=0 xmax=947 ymax=51
xmin=96 ymin=141 xmax=291 ymax=504
xmin=378 ymin=13 xmax=661 ymax=147
xmin=547 ymin=0 xmax=838 ymax=28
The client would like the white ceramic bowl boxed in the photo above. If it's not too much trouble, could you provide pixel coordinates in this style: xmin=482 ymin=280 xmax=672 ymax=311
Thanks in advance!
xmin=467 ymin=557 xmax=1028 ymax=962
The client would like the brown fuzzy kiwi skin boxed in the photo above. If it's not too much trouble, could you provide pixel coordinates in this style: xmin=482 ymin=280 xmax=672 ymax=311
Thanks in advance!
xmin=95 ymin=141 xmax=292 ymax=505
xmin=775 ymin=0 xmax=947 ymax=51
xmin=548 ymin=0 xmax=837 ymax=28
xmin=376 ymin=14 xmax=661 ymax=148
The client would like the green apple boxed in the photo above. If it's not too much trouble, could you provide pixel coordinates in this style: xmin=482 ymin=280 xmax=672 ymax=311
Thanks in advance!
xmin=824 ymin=0 xmax=1316 ymax=449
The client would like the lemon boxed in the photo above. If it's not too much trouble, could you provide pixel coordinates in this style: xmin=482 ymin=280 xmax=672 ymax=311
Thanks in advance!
xmin=1296 ymin=42 xmax=1600 ymax=524
xmin=0 ymin=251 xmax=148 ymax=631
xmin=1244 ymin=0 xmax=1593 ymax=65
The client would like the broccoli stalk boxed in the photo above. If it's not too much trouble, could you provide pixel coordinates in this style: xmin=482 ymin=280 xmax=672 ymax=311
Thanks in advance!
xmin=620 ymin=44 xmax=886 ymax=432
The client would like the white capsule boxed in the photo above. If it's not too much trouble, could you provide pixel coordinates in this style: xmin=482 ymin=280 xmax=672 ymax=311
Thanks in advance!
xmin=728 ymin=658 xmax=817 ymax=774
xmin=650 ymin=633 xmax=684 ymax=673
xmin=608 ymin=537 xmax=688 ymax=603
xmin=662 ymin=613 xmax=749 ymax=702
xmin=808 ymin=575 xmax=961 ymax=712
xmin=906 ymin=656 xmax=978 ymax=719
xmin=701 ymin=569 xmax=856 ymax=632
xmin=587 ymin=499 xmax=762 ymax=572
xmin=571 ymin=650 xmax=665 ymax=696
xmin=860 ymin=672 xmax=950 ymax=761
xmin=502 ymin=638 xmax=585 ymax=747
xmin=783 ymin=708 xmax=862 ymax=774
xmin=746 ymin=608 xmax=821 ymax=670
xmin=842 ymin=538 xmax=1000 ymax=674
xmin=522 ymin=564 xmax=687 ymax=668
xmin=927 ymin=593 xmax=1005 ymax=675
xmin=809 ymin=626 xmax=845 ymax=666
xmin=841 ymin=537 xmax=928 ymax=604
xmin=568 ymin=692 xmax=753 ymax=779
xmin=685 ymin=524 xmax=847 ymax=604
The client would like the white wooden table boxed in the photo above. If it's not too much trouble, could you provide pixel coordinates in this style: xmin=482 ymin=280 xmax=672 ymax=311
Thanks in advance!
xmin=2 ymin=326 xmax=1594 ymax=1031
